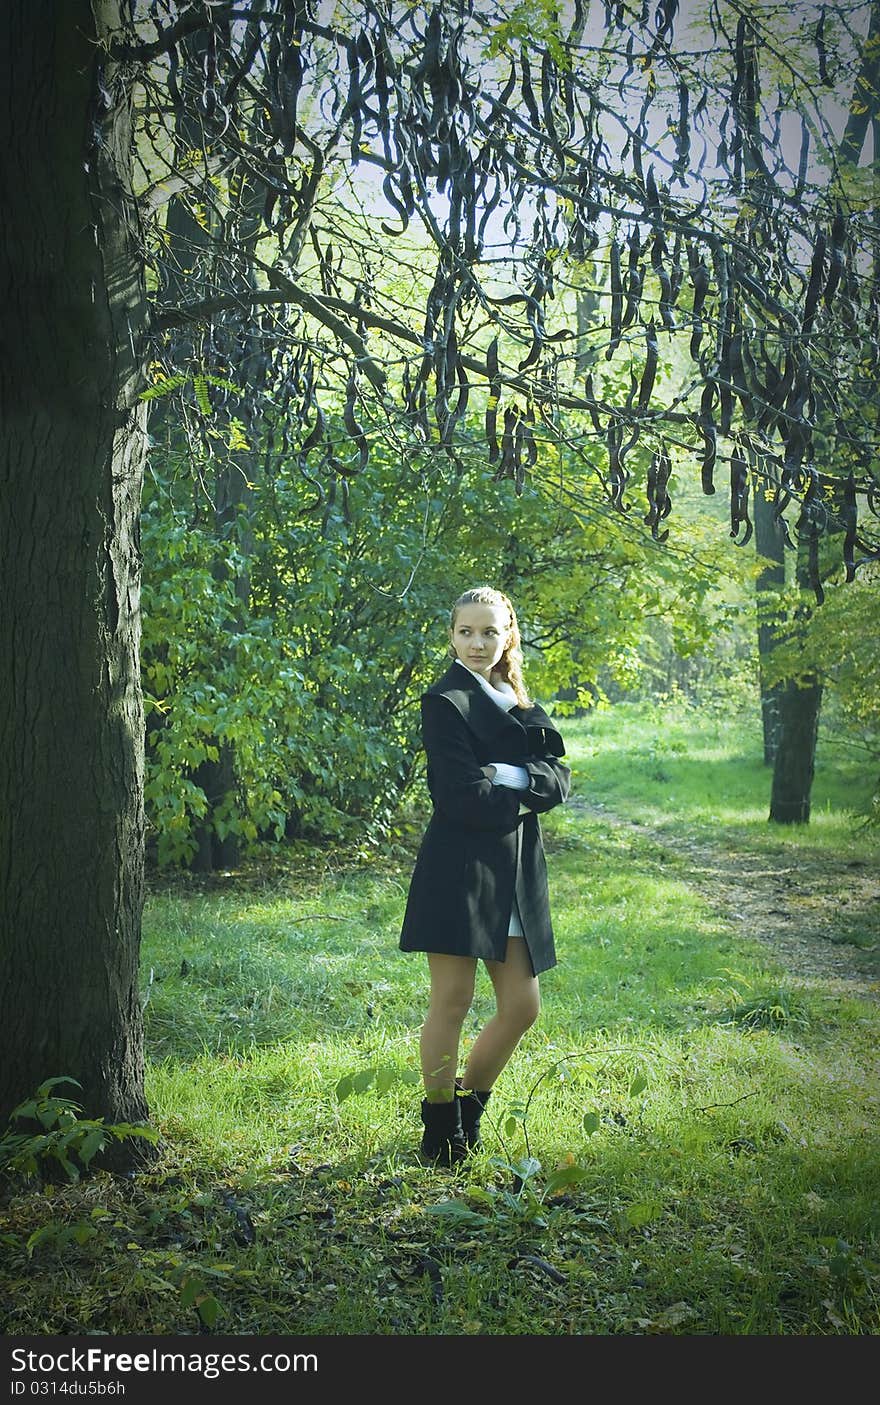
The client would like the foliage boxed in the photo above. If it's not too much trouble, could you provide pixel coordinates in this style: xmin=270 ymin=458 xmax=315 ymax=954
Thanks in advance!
xmin=0 ymin=1078 xmax=158 ymax=1184
xmin=142 ymin=422 xmax=745 ymax=859
xmin=124 ymin=0 xmax=880 ymax=861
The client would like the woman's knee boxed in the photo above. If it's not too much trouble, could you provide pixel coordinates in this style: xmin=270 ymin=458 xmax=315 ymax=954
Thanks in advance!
xmin=426 ymin=956 xmax=475 ymax=1024
xmin=498 ymin=988 xmax=541 ymax=1033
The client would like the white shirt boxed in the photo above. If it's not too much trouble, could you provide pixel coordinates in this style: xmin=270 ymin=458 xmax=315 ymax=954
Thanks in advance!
xmin=454 ymin=660 xmax=529 ymax=793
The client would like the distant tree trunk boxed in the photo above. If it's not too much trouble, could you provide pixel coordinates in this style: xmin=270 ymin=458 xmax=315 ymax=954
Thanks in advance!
xmin=769 ymin=677 xmax=823 ymax=823
xmin=0 ymin=2 xmax=150 ymax=1138
xmin=754 ymin=486 xmax=786 ymax=765
xmin=769 ymin=536 xmax=822 ymax=824
xmin=767 ymin=4 xmax=878 ymax=822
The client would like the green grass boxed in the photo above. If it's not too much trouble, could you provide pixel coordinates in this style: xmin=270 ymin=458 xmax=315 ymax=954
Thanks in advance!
xmin=562 ymin=698 xmax=879 ymax=852
xmin=1 ymin=702 xmax=878 ymax=1335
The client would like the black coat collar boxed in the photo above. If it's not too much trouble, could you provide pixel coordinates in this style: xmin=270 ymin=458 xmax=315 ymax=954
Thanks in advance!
xmin=425 ymin=662 xmax=565 ymax=755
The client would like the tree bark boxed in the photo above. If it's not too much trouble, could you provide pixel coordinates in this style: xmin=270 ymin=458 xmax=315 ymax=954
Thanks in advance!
xmin=0 ymin=1 xmax=150 ymax=1139
xmin=769 ymin=532 xmax=822 ymax=825
xmin=754 ymin=486 xmax=786 ymax=765
xmin=768 ymin=677 xmax=823 ymax=823
xmin=765 ymin=2 xmax=878 ymax=817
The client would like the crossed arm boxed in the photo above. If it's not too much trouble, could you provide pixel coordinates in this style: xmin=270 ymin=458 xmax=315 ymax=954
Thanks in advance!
xmin=421 ymin=696 xmax=571 ymax=830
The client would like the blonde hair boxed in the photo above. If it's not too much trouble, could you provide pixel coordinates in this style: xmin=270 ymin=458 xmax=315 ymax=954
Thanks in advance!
xmin=450 ymin=586 xmax=531 ymax=708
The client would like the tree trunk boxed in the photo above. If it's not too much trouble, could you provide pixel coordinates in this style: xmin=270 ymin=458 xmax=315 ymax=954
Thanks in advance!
xmin=754 ymin=486 xmax=786 ymax=765
xmin=766 ymin=1 xmax=878 ymax=822
xmin=0 ymin=1 xmax=150 ymax=1139
xmin=768 ymin=678 xmax=823 ymax=823
xmin=769 ymin=532 xmax=822 ymax=824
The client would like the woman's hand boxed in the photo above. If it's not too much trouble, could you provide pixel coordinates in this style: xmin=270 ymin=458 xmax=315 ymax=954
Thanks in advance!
xmin=480 ymin=764 xmax=497 ymax=781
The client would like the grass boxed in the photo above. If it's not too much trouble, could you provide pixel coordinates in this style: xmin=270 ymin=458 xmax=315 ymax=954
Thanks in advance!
xmin=1 ymin=701 xmax=878 ymax=1336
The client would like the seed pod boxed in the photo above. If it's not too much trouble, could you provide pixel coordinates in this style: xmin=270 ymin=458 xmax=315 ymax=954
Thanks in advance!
xmin=699 ymin=381 xmax=717 ymax=495
xmin=688 ymin=248 xmax=710 ymax=360
xmin=637 ymin=320 xmax=658 ymax=412
xmin=605 ymin=238 xmax=623 ymax=359
xmin=729 ymin=436 xmax=753 ymax=545
xmin=621 ymin=226 xmax=643 ymax=330
xmin=802 ymin=230 xmax=826 ymax=338
xmin=644 ymin=448 xmax=672 ymax=540
xmin=520 ymin=53 xmax=541 ymax=127
xmin=485 ymin=337 xmax=501 ymax=463
xmin=342 ymin=369 xmax=368 ymax=474
xmin=584 ymin=375 xmax=604 ymax=435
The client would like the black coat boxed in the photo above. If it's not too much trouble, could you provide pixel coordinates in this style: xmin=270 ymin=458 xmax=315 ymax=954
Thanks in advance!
xmin=399 ymin=663 xmax=571 ymax=975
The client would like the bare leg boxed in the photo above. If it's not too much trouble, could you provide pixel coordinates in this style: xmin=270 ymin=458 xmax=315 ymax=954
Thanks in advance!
xmin=461 ymin=936 xmax=540 ymax=1091
xmin=420 ymin=952 xmax=477 ymax=1102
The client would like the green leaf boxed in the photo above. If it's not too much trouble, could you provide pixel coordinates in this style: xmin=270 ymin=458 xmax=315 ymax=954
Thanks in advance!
xmin=193 ymin=375 xmax=212 ymax=416
xmin=544 ymin=1164 xmax=589 ymax=1195
xmin=26 ymin=1224 xmax=57 ymax=1256
xmin=582 ymin=1111 xmax=600 ymax=1136
xmin=624 ymin=1200 xmax=661 ymax=1228
xmin=425 ymin=1200 xmax=490 ymax=1225
xmin=180 ymin=1274 xmax=201 ymax=1309
xmin=77 ymin=1129 xmax=107 ymax=1166
xmin=335 ymin=1074 xmax=354 ymax=1103
xmin=197 ymin=1295 xmax=222 ymax=1328
xmin=629 ymin=1074 xmax=648 ymax=1097
xmin=375 ymin=1067 xmax=396 ymax=1094
xmin=351 ymin=1069 xmax=375 ymax=1094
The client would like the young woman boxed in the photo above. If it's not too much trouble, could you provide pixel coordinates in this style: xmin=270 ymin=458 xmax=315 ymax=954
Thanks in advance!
xmin=399 ymin=586 xmax=571 ymax=1165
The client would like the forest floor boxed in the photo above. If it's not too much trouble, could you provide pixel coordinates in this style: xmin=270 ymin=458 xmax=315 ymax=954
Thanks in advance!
xmin=568 ymin=793 xmax=880 ymax=1002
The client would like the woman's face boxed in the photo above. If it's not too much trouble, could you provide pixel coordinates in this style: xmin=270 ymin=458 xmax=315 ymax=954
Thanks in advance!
xmin=450 ymin=602 xmax=509 ymax=680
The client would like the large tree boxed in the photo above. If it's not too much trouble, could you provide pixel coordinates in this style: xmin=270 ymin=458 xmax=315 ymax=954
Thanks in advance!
xmin=0 ymin=1 xmax=149 ymax=1130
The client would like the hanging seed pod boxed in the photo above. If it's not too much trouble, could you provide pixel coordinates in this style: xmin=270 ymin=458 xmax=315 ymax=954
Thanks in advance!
xmin=495 ymin=406 xmax=518 ymax=482
xmin=344 ymin=38 xmax=362 ymax=166
xmin=688 ymin=246 xmax=710 ymax=360
xmin=729 ymin=436 xmax=753 ymax=544
xmin=644 ymin=447 xmax=672 ymax=540
xmin=298 ymin=404 xmax=325 ymax=472
xmin=653 ymin=230 xmax=675 ymax=331
xmin=540 ymin=49 xmax=562 ymax=153
xmin=584 ymin=374 xmax=604 ymax=435
xmin=342 ymin=369 xmax=369 ymax=474
xmin=637 ymin=320 xmax=658 ymax=412
xmin=606 ymin=421 xmax=627 ymax=508
xmin=672 ymin=81 xmax=690 ymax=180
xmin=605 ymin=237 xmax=623 ymax=358
xmin=782 ymin=417 xmax=809 ymax=481
xmin=699 ymin=381 xmax=717 ymax=494
xmin=486 ymin=337 xmax=501 ymax=463
xmin=520 ymin=52 xmax=541 ymax=128
xmin=801 ymin=230 xmax=826 ymax=338
xmin=621 ymin=225 xmax=643 ymax=330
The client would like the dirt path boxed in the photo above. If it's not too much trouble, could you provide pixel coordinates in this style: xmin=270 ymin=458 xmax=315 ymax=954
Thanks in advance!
xmin=568 ymin=795 xmax=880 ymax=1002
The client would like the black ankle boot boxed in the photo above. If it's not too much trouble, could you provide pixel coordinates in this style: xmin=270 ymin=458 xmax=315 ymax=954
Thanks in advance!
xmin=419 ymin=1098 xmax=467 ymax=1167
xmin=457 ymin=1087 xmax=492 ymax=1151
